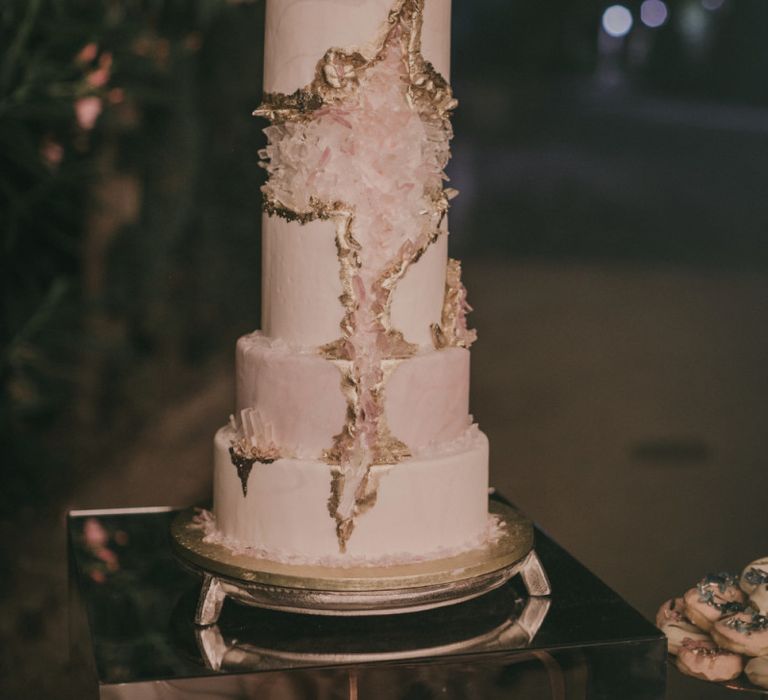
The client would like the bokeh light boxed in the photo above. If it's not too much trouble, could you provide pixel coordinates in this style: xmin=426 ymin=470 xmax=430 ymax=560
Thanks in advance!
xmin=602 ymin=5 xmax=634 ymax=38
xmin=640 ymin=0 xmax=669 ymax=28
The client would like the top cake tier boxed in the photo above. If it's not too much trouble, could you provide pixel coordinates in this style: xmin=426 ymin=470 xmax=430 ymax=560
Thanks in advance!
xmin=259 ymin=0 xmax=453 ymax=350
xmin=263 ymin=0 xmax=451 ymax=94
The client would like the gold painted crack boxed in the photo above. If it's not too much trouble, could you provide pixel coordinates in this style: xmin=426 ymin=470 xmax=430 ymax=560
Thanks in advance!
xmin=431 ymin=258 xmax=477 ymax=350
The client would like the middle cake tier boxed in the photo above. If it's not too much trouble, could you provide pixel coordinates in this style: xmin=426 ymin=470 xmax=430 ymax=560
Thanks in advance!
xmin=261 ymin=214 xmax=449 ymax=349
xmin=236 ymin=331 xmax=471 ymax=459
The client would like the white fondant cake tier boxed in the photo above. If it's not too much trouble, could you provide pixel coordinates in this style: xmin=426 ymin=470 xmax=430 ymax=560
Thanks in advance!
xmin=213 ymin=424 xmax=489 ymax=561
xmin=264 ymin=0 xmax=451 ymax=95
xmin=235 ymin=331 xmax=471 ymax=458
xmin=261 ymin=214 xmax=448 ymax=349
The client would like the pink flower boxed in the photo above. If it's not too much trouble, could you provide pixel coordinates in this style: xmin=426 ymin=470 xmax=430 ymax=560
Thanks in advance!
xmin=107 ymin=87 xmax=125 ymax=105
xmin=75 ymin=96 xmax=102 ymax=130
xmin=89 ymin=569 xmax=106 ymax=584
xmin=83 ymin=518 xmax=108 ymax=548
xmin=85 ymin=52 xmax=112 ymax=87
xmin=87 ymin=52 xmax=112 ymax=88
xmin=40 ymin=135 xmax=64 ymax=170
xmin=95 ymin=547 xmax=118 ymax=566
xmin=76 ymin=42 xmax=98 ymax=64
xmin=87 ymin=69 xmax=109 ymax=88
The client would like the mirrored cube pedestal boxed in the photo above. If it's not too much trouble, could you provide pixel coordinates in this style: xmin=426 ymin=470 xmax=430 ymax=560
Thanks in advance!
xmin=68 ymin=502 xmax=666 ymax=699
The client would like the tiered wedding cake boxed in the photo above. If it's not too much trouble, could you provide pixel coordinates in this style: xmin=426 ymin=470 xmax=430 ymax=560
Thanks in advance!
xmin=210 ymin=0 xmax=493 ymax=563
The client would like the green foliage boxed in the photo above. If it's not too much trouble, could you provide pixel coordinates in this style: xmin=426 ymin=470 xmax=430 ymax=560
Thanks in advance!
xmin=2 ymin=2 xmax=94 ymax=512
xmin=1 ymin=0 xmax=265 ymax=514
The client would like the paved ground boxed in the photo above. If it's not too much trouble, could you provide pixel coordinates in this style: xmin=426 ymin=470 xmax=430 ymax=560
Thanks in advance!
xmin=467 ymin=260 xmax=768 ymax=700
xmin=2 ymin=259 xmax=767 ymax=698
xmin=468 ymin=260 xmax=768 ymax=607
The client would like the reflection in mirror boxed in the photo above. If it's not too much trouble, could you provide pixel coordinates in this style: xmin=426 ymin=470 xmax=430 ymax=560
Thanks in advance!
xmin=170 ymin=581 xmax=551 ymax=673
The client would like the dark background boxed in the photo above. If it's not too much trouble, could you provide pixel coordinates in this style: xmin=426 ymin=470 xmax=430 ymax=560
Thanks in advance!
xmin=1 ymin=0 xmax=766 ymax=697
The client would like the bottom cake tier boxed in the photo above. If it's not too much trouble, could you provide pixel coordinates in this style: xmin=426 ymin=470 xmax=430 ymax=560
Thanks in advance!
xmin=212 ymin=425 xmax=491 ymax=563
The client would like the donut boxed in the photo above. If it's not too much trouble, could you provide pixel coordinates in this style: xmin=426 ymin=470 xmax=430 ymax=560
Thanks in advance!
xmin=684 ymin=573 xmax=746 ymax=631
xmin=662 ymin=619 xmax=712 ymax=655
xmin=740 ymin=558 xmax=768 ymax=595
xmin=676 ymin=639 xmax=743 ymax=682
xmin=745 ymin=656 xmax=768 ymax=689
xmin=752 ymin=587 xmax=768 ymax=617
xmin=741 ymin=558 xmax=768 ymax=615
xmin=712 ymin=611 xmax=768 ymax=657
xmin=656 ymin=597 xmax=686 ymax=629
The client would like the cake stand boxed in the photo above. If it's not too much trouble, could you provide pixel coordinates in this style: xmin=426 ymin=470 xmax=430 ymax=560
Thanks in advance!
xmin=190 ymin=593 xmax=551 ymax=672
xmin=170 ymin=500 xmax=551 ymax=625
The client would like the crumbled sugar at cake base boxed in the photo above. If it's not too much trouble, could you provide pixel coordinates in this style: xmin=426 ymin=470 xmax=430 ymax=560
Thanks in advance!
xmin=191 ymin=508 xmax=505 ymax=569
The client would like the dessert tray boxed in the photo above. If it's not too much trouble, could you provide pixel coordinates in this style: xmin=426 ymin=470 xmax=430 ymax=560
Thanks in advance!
xmin=170 ymin=500 xmax=551 ymax=624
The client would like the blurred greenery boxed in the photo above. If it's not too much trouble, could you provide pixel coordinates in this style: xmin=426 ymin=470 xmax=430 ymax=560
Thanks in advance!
xmin=1 ymin=0 xmax=266 ymax=515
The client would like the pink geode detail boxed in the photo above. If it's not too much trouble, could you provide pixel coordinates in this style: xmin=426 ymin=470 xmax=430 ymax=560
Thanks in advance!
xmin=261 ymin=43 xmax=448 ymax=272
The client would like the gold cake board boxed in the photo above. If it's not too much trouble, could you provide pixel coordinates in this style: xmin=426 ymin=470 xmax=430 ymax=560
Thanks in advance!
xmin=170 ymin=500 xmax=551 ymax=624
